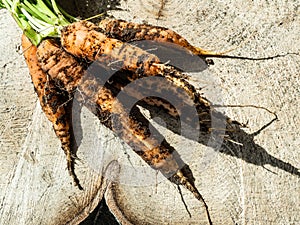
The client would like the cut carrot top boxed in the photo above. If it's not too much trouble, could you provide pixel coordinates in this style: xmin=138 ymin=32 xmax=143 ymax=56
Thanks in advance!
xmin=0 ymin=0 xmax=77 ymax=45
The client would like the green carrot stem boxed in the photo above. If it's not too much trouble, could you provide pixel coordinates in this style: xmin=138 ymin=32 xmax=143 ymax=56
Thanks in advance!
xmin=0 ymin=0 xmax=77 ymax=45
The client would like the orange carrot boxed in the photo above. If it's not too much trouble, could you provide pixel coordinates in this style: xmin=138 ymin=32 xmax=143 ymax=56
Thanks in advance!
xmin=61 ymin=21 xmax=212 ymax=115
xmin=21 ymin=35 xmax=83 ymax=190
xmin=37 ymin=37 xmax=186 ymax=176
xmin=61 ymin=21 xmax=160 ymax=75
xmin=98 ymin=18 xmax=216 ymax=56
xmin=61 ymin=21 xmax=234 ymax=133
xmin=36 ymin=37 xmax=213 ymax=224
xmin=36 ymin=39 xmax=85 ymax=93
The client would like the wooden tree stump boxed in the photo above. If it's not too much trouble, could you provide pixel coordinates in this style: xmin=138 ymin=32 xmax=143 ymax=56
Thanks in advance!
xmin=0 ymin=1 xmax=299 ymax=224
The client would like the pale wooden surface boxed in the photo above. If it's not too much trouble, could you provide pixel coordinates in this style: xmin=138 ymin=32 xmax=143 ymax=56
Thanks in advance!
xmin=0 ymin=0 xmax=300 ymax=224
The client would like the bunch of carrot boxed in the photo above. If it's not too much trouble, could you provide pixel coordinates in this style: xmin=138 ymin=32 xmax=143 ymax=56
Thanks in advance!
xmin=1 ymin=1 xmax=251 ymax=224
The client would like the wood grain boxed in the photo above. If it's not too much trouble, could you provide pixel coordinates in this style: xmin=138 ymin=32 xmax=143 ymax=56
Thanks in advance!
xmin=0 ymin=0 xmax=299 ymax=224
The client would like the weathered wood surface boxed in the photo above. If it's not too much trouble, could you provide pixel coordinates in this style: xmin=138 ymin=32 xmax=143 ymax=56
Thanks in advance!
xmin=0 ymin=0 xmax=299 ymax=224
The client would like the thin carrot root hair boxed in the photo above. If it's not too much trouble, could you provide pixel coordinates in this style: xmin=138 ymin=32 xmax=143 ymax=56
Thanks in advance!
xmin=211 ymin=104 xmax=278 ymax=120
xmin=171 ymin=169 xmax=213 ymax=225
xmin=194 ymin=45 xmax=241 ymax=57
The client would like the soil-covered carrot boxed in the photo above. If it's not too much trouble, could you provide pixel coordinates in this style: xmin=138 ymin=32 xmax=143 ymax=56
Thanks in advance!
xmin=98 ymin=18 xmax=217 ymax=56
xmin=21 ymin=35 xmax=83 ymax=190
xmin=61 ymin=21 xmax=160 ymax=75
xmin=98 ymin=18 xmax=291 ymax=62
xmin=36 ymin=39 xmax=85 ymax=93
xmin=61 ymin=20 xmax=232 ymax=130
xmin=36 ymin=38 xmax=213 ymax=224
xmin=79 ymin=75 xmax=213 ymax=225
xmin=61 ymin=22 xmax=198 ymax=98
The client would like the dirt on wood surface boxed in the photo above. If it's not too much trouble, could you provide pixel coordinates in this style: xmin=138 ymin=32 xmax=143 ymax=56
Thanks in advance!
xmin=0 ymin=0 xmax=299 ymax=225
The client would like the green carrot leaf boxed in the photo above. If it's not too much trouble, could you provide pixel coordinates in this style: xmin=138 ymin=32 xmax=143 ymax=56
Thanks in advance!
xmin=0 ymin=0 xmax=76 ymax=45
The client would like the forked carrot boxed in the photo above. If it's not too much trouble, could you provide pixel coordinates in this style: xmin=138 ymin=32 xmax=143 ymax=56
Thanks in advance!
xmin=61 ymin=22 xmax=201 ymax=100
xmin=36 ymin=38 xmax=213 ymax=224
xmin=61 ymin=20 xmax=236 ymax=131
